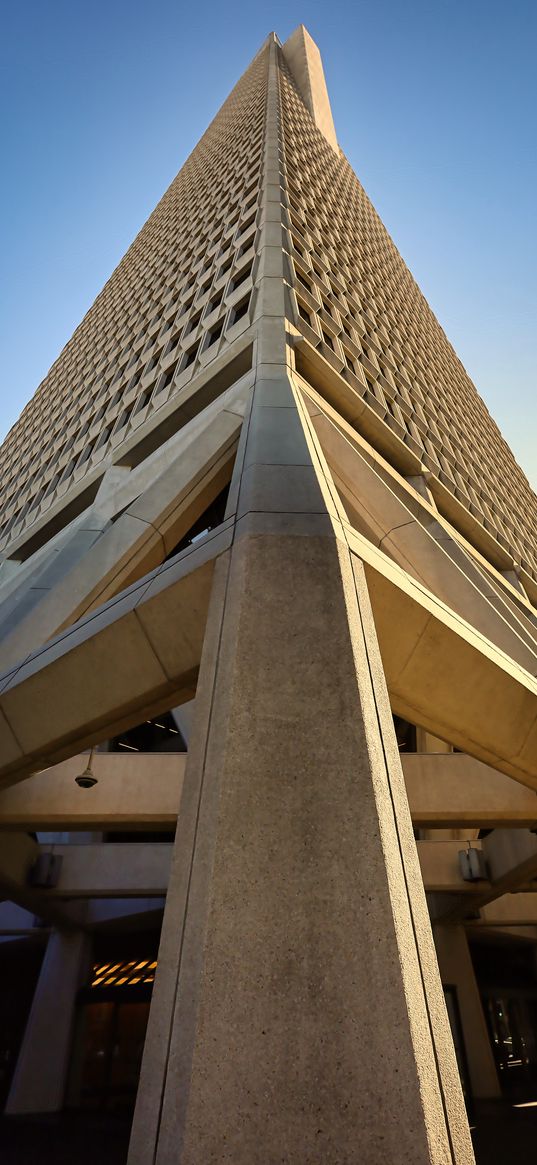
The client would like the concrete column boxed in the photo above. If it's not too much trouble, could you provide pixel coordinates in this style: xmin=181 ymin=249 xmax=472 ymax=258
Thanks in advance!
xmin=130 ymin=510 xmax=474 ymax=1162
xmin=434 ymin=925 xmax=500 ymax=1099
xmin=128 ymin=40 xmax=473 ymax=1165
xmin=5 ymin=928 xmax=91 ymax=1114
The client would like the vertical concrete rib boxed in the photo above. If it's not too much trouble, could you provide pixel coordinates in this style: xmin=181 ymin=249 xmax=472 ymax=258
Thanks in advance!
xmin=128 ymin=38 xmax=474 ymax=1165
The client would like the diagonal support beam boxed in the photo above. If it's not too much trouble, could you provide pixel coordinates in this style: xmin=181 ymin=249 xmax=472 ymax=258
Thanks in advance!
xmin=0 ymin=393 xmax=245 ymax=670
xmin=292 ymin=379 xmax=537 ymax=788
xmin=0 ymin=533 xmax=225 ymax=787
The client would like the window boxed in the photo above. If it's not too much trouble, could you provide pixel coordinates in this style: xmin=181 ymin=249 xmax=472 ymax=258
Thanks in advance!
xmin=156 ymin=363 xmax=178 ymax=394
xmin=115 ymin=404 xmax=134 ymax=432
xmin=229 ymin=263 xmax=252 ymax=294
xmin=181 ymin=343 xmax=198 ymax=371
xmin=231 ymin=296 xmax=250 ymax=325
xmin=343 ymin=349 xmax=356 ymax=375
xmin=205 ymin=321 xmax=223 ymax=348
xmin=134 ymin=387 xmax=153 ymax=414
xmin=297 ymin=302 xmax=312 ymax=327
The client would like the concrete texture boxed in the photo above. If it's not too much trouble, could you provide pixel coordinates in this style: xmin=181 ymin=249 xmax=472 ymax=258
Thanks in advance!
xmin=404 ymin=752 xmax=537 ymax=828
xmin=133 ymin=527 xmax=472 ymax=1163
xmin=0 ymin=751 xmax=185 ymax=831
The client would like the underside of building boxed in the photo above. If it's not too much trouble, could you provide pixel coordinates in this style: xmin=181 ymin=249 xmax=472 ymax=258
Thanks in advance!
xmin=1 ymin=25 xmax=537 ymax=1165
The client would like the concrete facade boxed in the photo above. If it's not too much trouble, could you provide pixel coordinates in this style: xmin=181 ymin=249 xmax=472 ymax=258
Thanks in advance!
xmin=1 ymin=24 xmax=537 ymax=1165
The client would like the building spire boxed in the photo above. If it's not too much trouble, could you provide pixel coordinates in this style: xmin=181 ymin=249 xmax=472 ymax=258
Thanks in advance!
xmin=282 ymin=25 xmax=338 ymax=151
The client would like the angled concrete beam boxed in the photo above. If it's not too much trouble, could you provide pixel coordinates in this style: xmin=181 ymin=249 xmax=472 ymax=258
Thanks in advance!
xmin=404 ymin=753 xmax=537 ymax=828
xmin=4 ymin=467 xmax=533 ymax=799
xmin=307 ymin=398 xmax=537 ymax=672
xmin=0 ymin=399 xmax=243 ymax=670
xmin=293 ymin=344 xmax=537 ymax=610
xmin=292 ymin=382 xmax=537 ymax=789
xmin=356 ymin=538 xmax=537 ymax=788
xmin=0 ymin=752 xmax=185 ymax=831
xmin=0 ymin=529 xmax=229 ymax=788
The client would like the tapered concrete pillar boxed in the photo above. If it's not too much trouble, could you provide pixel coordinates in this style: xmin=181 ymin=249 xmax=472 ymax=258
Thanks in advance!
xmin=128 ymin=39 xmax=473 ymax=1163
xmin=5 ymin=928 xmax=91 ymax=1114
xmin=434 ymin=925 xmax=500 ymax=1100
xmin=129 ymin=372 xmax=475 ymax=1161
xmin=130 ymin=480 xmax=474 ymax=1161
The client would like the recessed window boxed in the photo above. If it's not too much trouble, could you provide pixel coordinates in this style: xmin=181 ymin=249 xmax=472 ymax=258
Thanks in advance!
xmin=115 ymin=403 xmax=134 ymax=432
xmin=206 ymin=292 xmax=223 ymax=316
xmin=181 ymin=343 xmax=198 ymax=370
xmin=134 ymin=387 xmax=153 ymax=413
xmin=343 ymin=349 xmax=357 ymax=375
xmin=129 ymin=367 xmax=142 ymax=389
xmin=164 ymin=333 xmax=181 ymax=358
xmin=184 ymin=311 xmax=201 ymax=337
xmin=231 ymin=296 xmax=250 ymax=325
xmin=60 ymin=457 xmax=77 ymax=482
xmin=297 ymin=273 xmax=313 ymax=294
xmin=145 ymin=349 xmax=162 ymax=373
xmin=156 ymin=363 xmax=178 ymax=394
xmin=218 ymin=260 xmax=232 ymax=282
xmin=95 ymin=424 xmax=113 ymax=450
xmin=197 ymin=276 xmax=212 ymax=300
xmin=45 ymin=471 xmax=61 ymax=497
xmin=230 ymin=264 xmax=252 ymax=294
xmin=76 ymin=442 xmax=94 ymax=467
xmin=206 ymin=321 xmax=223 ymax=348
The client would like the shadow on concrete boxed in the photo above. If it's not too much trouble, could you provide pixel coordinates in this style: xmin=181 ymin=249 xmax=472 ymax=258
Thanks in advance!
xmin=1 ymin=1101 xmax=536 ymax=1163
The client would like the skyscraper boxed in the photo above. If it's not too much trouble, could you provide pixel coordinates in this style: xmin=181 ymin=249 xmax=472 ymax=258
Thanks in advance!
xmin=1 ymin=26 xmax=536 ymax=1165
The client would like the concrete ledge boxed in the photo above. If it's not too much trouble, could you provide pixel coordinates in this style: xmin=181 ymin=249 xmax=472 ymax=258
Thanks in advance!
xmin=404 ymin=753 xmax=537 ymax=828
xmin=0 ymin=751 xmax=185 ymax=830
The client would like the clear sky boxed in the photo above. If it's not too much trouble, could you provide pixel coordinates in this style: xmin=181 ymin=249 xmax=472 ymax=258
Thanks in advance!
xmin=1 ymin=0 xmax=535 ymax=485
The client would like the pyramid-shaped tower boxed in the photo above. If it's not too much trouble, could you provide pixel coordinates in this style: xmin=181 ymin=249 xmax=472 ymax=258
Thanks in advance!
xmin=1 ymin=27 xmax=536 ymax=1164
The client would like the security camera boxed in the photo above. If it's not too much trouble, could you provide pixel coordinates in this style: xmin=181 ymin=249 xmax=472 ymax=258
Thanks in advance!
xmin=75 ymin=770 xmax=98 ymax=789
xmin=75 ymin=750 xmax=97 ymax=788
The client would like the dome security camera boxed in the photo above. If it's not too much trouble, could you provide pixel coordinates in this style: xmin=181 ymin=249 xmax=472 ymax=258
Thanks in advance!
xmin=75 ymin=750 xmax=98 ymax=788
xmin=75 ymin=772 xmax=98 ymax=789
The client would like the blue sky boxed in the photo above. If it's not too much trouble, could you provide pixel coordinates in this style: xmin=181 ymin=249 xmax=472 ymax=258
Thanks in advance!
xmin=1 ymin=0 xmax=535 ymax=484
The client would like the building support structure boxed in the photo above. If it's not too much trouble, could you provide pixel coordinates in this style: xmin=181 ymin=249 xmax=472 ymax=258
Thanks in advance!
xmin=5 ymin=929 xmax=91 ymax=1115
